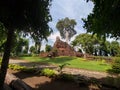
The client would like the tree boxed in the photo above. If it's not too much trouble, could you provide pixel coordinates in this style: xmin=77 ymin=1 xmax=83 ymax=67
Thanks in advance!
xmin=12 ymin=37 xmax=29 ymax=56
xmin=29 ymin=46 xmax=36 ymax=54
xmin=45 ymin=44 xmax=52 ymax=52
xmin=110 ymin=41 xmax=120 ymax=56
xmin=83 ymin=0 xmax=120 ymax=39
xmin=56 ymin=17 xmax=77 ymax=43
xmin=72 ymin=33 xmax=99 ymax=55
xmin=0 ymin=0 xmax=52 ymax=89
xmin=98 ymin=41 xmax=110 ymax=56
xmin=71 ymin=33 xmax=113 ymax=56
xmin=35 ymin=41 xmax=41 ymax=54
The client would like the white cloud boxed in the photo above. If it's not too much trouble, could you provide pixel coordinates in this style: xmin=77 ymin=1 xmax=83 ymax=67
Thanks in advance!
xmin=48 ymin=32 xmax=61 ymax=42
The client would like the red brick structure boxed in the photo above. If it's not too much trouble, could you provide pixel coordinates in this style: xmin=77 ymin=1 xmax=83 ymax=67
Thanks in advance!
xmin=40 ymin=37 xmax=83 ymax=57
xmin=52 ymin=36 xmax=76 ymax=56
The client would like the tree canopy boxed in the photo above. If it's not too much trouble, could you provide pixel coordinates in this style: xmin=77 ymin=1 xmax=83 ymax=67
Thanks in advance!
xmin=83 ymin=0 xmax=120 ymax=39
xmin=0 ymin=0 xmax=52 ymax=89
xmin=72 ymin=33 xmax=120 ymax=56
xmin=45 ymin=44 xmax=52 ymax=52
xmin=72 ymin=33 xmax=99 ymax=54
xmin=56 ymin=17 xmax=77 ymax=43
xmin=0 ymin=0 xmax=52 ymax=40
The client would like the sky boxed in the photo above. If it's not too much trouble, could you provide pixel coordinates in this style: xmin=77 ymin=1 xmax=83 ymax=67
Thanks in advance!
xmin=40 ymin=0 xmax=94 ymax=50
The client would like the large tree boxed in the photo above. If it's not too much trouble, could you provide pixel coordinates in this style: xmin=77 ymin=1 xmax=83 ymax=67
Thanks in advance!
xmin=0 ymin=0 xmax=52 ymax=89
xmin=12 ymin=37 xmax=29 ymax=56
xmin=72 ymin=33 xmax=112 ymax=56
xmin=45 ymin=44 xmax=52 ymax=52
xmin=72 ymin=33 xmax=120 ymax=56
xmin=83 ymin=0 xmax=120 ymax=39
xmin=35 ymin=41 xmax=41 ymax=54
xmin=110 ymin=41 xmax=120 ymax=56
xmin=29 ymin=46 xmax=36 ymax=54
xmin=72 ymin=33 xmax=99 ymax=55
xmin=56 ymin=17 xmax=77 ymax=43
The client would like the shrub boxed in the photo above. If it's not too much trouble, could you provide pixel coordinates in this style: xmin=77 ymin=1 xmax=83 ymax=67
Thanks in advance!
xmin=9 ymin=64 xmax=26 ymax=70
xmin=41 ymin=68 xmax=57 ymax=77
xmin=107 ymin=59 xmax=120 ymax=74
xmin=8 ymin=64 xmax=36 ymax=73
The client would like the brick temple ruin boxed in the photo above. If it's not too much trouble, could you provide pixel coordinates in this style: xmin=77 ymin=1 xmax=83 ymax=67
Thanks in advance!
xmin=40 ymin=36 xmax=83 ymax=57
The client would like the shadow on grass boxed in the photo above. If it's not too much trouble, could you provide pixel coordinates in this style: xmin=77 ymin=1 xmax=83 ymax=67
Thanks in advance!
xmin=12 ymin=56 xmax=76 ymax=69
xmin=39 ymin=56 xmax=77 ymax=64
xmin=18 ymin=56 xmax=76 ymax=64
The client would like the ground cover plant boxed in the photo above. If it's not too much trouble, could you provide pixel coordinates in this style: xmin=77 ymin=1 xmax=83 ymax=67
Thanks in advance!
xmin=8 ymin=64 xmax=37 ymax=74
xmin=18 ymin=56 xmax=111 ymax=72
xmin=40 ymin=68 xmax=58 ymax=77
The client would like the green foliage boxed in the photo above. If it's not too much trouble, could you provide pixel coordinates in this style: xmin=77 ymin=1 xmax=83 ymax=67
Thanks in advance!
xmin=29 ymin=46 xmax=36 ymax=54
xmin=0 ymin=0 xmax=52 ymax=88
xmin=110 ymin=41 xmax=120 ymax=56
xmin=83 ymin=0 xmax=120 ymax=39
xmin=41 ymin=68 xmax=57 ymax=77
xmin=107 ymin=59 xmax=120 ymax=74
xmin=72 ymin=33 xmax=99 ymax=54
xmin=8 ymin=64 xmax=36 ymax=73
xmin=72 ymin=33 xmax=120 ymax=56
xmin=45 ymin=44 xmax=52 ymax=52
xmin=34 ymin=41 xmax=41 ymax=54
xmin=8 ymin=64 xmax=26 ymax=71
xmin=12 ymin=36 xmax=29 ymax=56
xmin=0 ymin=0 xmax=53 ymax=37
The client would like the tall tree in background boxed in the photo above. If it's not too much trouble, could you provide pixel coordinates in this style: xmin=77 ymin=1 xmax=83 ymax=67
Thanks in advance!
xmin=72 ymin=33 xmax=120 ymax=56
xmin=29 ymin=46 xmax=36 ymax=54
xmin=83 ymin=0 xmax=120 ymax=39
xmin=56 ymin=17 xmax=77 ymax=43
xmin=0 ymin=0 xmax=52 ymax=89
xmin=110 ymin=41 xmax=120 ymax=56
xmin=35 ymin=41 xmax=41 ymax=54
xmin=45 ymin=44 xmax=52 ymax=52
xmin=33 ymin=38 xmax=43 ymax=54
xmin=13 ymin=37 xmax=29 ymax=55
xmin=72 ymin=33 xmax=99 ymax=55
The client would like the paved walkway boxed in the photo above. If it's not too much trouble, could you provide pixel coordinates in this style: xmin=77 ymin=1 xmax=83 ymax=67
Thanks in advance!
xmin=9 ymin=59 xmax=112 ymax=79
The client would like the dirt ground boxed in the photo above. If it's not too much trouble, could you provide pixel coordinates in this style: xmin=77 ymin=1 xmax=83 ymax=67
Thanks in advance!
xmin=8 ymin=59 xmax=116 ymax=90
xmin=8 ymin=69 xmax=90 ymax=90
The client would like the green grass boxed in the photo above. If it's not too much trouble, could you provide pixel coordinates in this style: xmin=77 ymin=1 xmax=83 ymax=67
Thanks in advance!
xmin=19 ymin=56 xmax=111 ymax=72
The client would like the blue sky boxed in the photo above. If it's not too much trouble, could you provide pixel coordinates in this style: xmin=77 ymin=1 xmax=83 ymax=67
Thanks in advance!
xmin=41 ymin=0 xmax=94 ymax=50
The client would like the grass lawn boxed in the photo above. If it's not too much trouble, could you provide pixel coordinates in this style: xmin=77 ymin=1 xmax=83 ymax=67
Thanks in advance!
xmin=18 ymin=56 xmax=111 ymax=72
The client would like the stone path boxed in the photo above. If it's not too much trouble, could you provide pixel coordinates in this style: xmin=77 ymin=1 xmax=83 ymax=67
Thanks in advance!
xmin=9 ymin=59 xmax=111 ymax=79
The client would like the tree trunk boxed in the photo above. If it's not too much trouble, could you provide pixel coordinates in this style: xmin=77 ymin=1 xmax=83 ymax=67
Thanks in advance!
xmin=66 ymin=31 xmax=69 ymax=43
xmin=37 ymin=42 xmax=41 ymax=53
xmin=0 ymin=29 xmax=14 ymax=89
